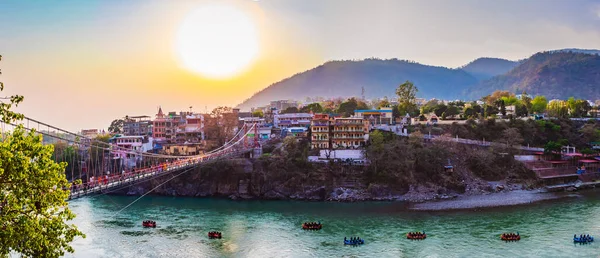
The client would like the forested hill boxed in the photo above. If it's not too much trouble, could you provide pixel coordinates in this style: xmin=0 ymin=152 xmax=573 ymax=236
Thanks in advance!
xmin=459 ymin=57 xmax=519 ymax=81
xmin=468 ymin=51 xmax=600 ymax=99
xmin=237 ymin=59 xmax=478 ymax=110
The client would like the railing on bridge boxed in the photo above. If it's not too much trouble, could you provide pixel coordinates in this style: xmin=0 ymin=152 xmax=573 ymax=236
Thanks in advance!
xmin=1 ymin=116 xmax=262 ymax=199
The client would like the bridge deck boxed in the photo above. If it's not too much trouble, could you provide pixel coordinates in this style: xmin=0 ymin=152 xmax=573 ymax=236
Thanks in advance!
xmin=69 ymin=149 xmax=253 ymax=199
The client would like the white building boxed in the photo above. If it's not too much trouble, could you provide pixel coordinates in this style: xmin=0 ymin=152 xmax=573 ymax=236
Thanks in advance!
xmin=112 ymin=135 xmax=154 ymax=169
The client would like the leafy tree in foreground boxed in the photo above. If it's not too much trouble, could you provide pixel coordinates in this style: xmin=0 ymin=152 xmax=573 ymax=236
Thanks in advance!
xmin=0 ymin=55 xmax=84 ymax=257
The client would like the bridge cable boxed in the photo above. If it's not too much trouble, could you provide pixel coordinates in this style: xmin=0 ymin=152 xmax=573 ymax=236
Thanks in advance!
xmin=110 ymin=166 xmax=195 ymax=218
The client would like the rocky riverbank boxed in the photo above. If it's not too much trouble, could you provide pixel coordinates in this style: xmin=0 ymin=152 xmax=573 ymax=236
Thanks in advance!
xmin=114 ymin=156 xmax=542 ymax=208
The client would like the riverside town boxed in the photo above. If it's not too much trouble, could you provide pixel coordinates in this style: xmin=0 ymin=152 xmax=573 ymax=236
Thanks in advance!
xmin=3 ymin=0 xmax=600 ymax=257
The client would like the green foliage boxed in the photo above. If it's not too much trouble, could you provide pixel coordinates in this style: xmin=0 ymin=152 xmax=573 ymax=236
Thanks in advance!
xmin=433 ymin=104 xmax=447 ymax=117
xmin=336 ymin=97 xmax=369 ymax=117
xmin=500 ymin=96 xmax=519 ymax=106
xmin=374 ymin=97 xmax=390 ymax=109
xmin=300 ymin=103 xmax=323 ymax=113
xmin=547 ymin=100 xmax=569 ymax=118
xmin=252 ymin=110 xmax=264 ymax=118
xmin=0 ymin=56 xmax=84 ymax=256
xmin=544 ymin=141 xmax=562 ymax=154
xmin=566 ymin=97 xmax=591 ymax=117
xmin=0 ymin=57 xmax=24 ymax=123
xmin=531 ymin=96 xmax=548 ymax=114
xmin=0 ymin=126 xmax=85 ymax=257
xmin=396 ymin=81 xmax=419 ymax=117
xmin=281 ymin=106 xmax=299 ymax=114
xmin=445 ymin=105 xmax=460 ymax=118
xmin=108 ymin=119 xmax=124 ymax=134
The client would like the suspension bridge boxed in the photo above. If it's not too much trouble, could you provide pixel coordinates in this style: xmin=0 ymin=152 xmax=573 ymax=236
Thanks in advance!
xmin=2 ymin=116 xmax=263 ymax=200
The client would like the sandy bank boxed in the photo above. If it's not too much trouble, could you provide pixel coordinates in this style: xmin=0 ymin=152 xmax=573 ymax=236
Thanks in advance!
xmin=409 ymin=190 xmax=576 ymax=211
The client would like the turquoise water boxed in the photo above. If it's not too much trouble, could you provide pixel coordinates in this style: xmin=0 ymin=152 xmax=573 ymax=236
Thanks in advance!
xmin=66 ymin=193 xmax=600 ymax=257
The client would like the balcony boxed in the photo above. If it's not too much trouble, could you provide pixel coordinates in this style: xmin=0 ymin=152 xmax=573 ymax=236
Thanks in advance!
xmin=335 ymin=121 xmax=363 ymax=125
xmin=332 ymin=135 xmax=365 ymax=139
xmin=311 ymin=122 xmax=329 ymax=126
xmin=332 ymin=129 xmax=364 ymax=133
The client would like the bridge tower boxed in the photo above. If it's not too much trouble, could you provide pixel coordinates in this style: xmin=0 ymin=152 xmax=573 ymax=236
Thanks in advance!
xmin=252 ymin=122 xmax=262 ymax=157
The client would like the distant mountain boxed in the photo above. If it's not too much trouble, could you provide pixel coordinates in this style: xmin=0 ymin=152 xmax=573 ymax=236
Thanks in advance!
xmin=468 ymin=51 xmax=600 ymax=100
xmin=549 ymin=48 xmax=600 ymax=56
xmin=237 ymin=59 xmax=478 ymax=110
xmin=459 ymin=57 xmax=519 ymax=81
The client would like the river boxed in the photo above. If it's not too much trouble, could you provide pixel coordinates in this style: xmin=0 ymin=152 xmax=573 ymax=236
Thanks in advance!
xmin=66 ymin=192 xmax=600 ymax=257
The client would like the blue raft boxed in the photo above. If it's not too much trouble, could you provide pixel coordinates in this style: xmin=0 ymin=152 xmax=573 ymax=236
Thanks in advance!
xmin=344 ymin=239 xmax=364 ymax=246
xmin=574 ymin=236 xmax=594 ymax=243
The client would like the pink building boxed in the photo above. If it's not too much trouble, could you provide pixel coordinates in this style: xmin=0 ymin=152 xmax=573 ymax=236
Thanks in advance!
xmin=152 ymin=107 xmax=168 ymax=141
xmin=152 ymin=107 xmax=204 ymax=144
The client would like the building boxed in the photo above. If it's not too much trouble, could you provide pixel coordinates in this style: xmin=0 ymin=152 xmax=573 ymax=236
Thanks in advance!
xmin=152 ymin=107 xmax=205 ymax=144
xmin=332 ymin=117 xmax=369 ymax=149
xmin=240 ymin=117 xmax=273 ymax=139
xmin=274 ymin=113 xmax=313 ymax=129
xmin=310 ymin=114 xmax=332 ymax=149
xmin=354 ymin=108 xmax=393 ymax=125
xmin=81 ymin=129 xmax=100 ymax=138
xmin=176 ymin=113 xmax=205 ymax=144
xmin=110 ymin=135 xmax=154 ymax=169
xmin=283 ymin=127 xmax=308 ymax=137
xmin=123 ymin=116 xmax=152 ymax=136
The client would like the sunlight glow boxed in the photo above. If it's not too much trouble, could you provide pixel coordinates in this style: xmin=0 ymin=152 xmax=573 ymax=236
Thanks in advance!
xmin=175 ymin=5 xmax=259 ymax=79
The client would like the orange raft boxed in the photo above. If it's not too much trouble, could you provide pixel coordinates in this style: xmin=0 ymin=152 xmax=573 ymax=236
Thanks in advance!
xmin=407 ymin=232 xmax=426 ymax=240
xmin=501 ymin=233 xmax=520 ymax=241
xmin=302 ymin=222 xmax=322 ymax=230
xmin=142 ymin=220 xmax=156 ymax=228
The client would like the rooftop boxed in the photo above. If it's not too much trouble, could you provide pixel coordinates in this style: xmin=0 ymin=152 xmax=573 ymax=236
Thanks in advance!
xmin=354 ymin=109 xmax=393 ymax=113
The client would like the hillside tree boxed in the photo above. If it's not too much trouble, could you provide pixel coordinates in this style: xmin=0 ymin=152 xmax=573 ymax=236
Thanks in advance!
xmin=396 ymin=80 xmax=419 ymax=117
xmin=531 ymin=96 xmax=548 ymax=114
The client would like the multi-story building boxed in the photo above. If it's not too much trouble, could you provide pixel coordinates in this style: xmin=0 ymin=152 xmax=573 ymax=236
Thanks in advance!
xmin=175 ymin=113 xmax=204 ymax=144
xmin=274 ymin=113 xmax=313 ymax=129
xmin=152 ymin=107 xmax=204 ymax=144
xmin=310 ymin=114 xmax=331 ymax=149
xmin=110 ymin=135 xmax=154 ymax=169
xmin=354 ymin=107 xmax=393 ymax=125
xmin=123 ymin=116 xmax=152 ymax=136
xmin=332 ymin=117 xmax=369 ymax=149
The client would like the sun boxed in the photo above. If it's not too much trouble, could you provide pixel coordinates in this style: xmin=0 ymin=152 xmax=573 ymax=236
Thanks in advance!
xmin=175 ymin=5 xmax=259 ymax=79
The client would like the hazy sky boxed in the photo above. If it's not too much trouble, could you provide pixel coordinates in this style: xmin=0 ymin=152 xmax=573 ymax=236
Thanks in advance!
xmin=1 ymin=0 xmax=599 ymax=131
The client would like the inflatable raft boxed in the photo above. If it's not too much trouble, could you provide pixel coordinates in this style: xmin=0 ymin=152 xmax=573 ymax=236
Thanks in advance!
xmin=344 ymin=239 xmax=364 ymax=246
xmin=574 ymin=236 xmax=593 ymax=243
xmin=407 ymin=232 xmax=426 ymax=240
xmin=302 ymin=223 xmax=322 ymax=230
xmin=208 ymin=232 xmax=222 ymax=239
xmin=142 ymin=220 xmax=156 ymax=228
xmin=501 ymin=233 xmax=520 ymax=241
